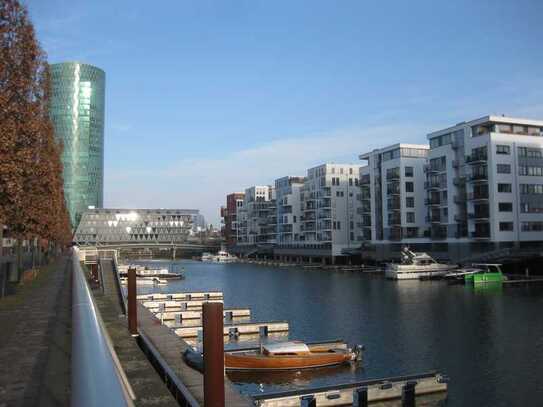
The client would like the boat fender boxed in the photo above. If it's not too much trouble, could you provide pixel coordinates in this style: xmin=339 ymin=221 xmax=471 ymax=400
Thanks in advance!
xmin=182 ymin=348 xmax=204 ymax=373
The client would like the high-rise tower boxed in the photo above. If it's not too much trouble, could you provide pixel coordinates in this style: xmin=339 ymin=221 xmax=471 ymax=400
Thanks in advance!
xmin=49 ymin=62 xmax=105 ymax=228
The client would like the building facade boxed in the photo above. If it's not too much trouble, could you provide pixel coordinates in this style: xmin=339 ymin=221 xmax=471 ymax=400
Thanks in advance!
xmin=275 ymin=176 xmax=305 ymax=244
xmin=73 ymin=208 xmax=201 ymax=245
xmin=237 ymin=186 xmax=276 ymax=245
xmin=221 ymin=192 xmax=245 ymax=245
xmin=50 ymin=62 xmax=106 ymax=229
xmin=425 ymin=115 xmax=543 ymax=260
xmin=358 ymin=144 xmax=429 ymax=254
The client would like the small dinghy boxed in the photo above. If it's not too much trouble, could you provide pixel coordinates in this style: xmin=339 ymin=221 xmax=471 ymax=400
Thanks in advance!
xmin=224 ymin=341 xmax=362 ymax=371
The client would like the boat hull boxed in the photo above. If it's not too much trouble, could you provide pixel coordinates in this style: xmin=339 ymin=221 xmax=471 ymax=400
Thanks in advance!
xmin=225 ymin=351 xmax=352 ymax=371
xmin=385 ymin=266 xmax=456 ymax=280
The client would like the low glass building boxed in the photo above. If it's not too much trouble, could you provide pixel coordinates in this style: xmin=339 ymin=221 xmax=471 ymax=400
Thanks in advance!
xmin=50 ymin=62 xmax=106 ymax=228
xmin=74 ymin=208 xmax=203 ymax=245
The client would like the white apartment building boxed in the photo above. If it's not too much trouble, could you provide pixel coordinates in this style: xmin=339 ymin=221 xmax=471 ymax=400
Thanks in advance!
xmin=300 ymin=163 xmax=362 ymax=258
xmin=236 ymin=186 xmax=276 ymax=245
xmin=358 ymin=144 xmax=429 ymax=257
xmin=275 ymin=176 xmax=305 ymax=244
xmin=426 ymin=115 xmax=543 ymax=259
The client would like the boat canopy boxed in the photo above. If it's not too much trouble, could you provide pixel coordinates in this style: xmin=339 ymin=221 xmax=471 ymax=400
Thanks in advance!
xmin=263 ymin=341 xmax=310 ymax=355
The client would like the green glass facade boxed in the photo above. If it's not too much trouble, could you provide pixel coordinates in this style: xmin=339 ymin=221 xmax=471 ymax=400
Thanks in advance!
xmin=49 ymin=62 xmax=105 ymax=229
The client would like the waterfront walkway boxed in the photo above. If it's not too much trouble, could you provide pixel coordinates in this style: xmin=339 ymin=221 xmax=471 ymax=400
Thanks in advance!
xmin=0 ymin=256 xmax=71 ymax=407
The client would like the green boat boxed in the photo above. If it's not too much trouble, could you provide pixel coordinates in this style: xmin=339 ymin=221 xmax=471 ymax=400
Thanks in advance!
xmin=464 ymin=264 xmax=504 ymax=284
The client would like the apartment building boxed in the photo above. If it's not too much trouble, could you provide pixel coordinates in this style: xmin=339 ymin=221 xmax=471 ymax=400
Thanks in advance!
xmin=220 ymin=192 xmax=244 ymax=245
xmin=296 ymin=163 xmax=362 ymax=259
xmin=275 ymin=176 xmax=305 ymax=244
xmin=358 ymin=144 xmax=429 ymax=258
xmin=425 ymin=115 xmax=543 ymax=259
xmin=236 ymin=186 xmax=276 ymax=245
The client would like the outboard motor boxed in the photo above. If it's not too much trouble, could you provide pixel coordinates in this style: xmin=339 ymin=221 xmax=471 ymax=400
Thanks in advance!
xmin=353 ymin=344 xmax=365 ymax=361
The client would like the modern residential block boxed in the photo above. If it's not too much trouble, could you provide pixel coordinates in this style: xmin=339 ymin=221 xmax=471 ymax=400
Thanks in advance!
xmin=237 ymin=186 xmax=276 ymax=245
xmin=426 ymin=115 xmax=543 ymax=259
xmin=358 ymin=144 xmax=429 ymax=247
xmin=275 ymin=176 xmax=305 ymax=244
xmin=221 ymin=192 xmax=245 ymax=245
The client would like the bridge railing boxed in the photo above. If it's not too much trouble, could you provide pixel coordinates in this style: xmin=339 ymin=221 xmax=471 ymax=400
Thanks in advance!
xmin=71 ymin=248 xmax=135 ymax=407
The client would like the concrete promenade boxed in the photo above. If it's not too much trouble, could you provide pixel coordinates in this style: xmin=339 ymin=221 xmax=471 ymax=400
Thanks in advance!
xmin=0 ymin=256 xmax=71 ymax=407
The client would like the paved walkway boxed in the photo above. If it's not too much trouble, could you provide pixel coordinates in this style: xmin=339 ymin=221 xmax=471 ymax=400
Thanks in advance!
xmin=0 ymin=257 xmax=72 ymax=407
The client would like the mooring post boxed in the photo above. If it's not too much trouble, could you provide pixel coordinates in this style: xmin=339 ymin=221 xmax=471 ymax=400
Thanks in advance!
xmin=353 ymin=386 xmax=368 ymax=407
xmin=128 ymin=267 xmax=138 ymax=336
xmin=401 ymin=381 xmax=417 ymax=407
xmin=300 ymin=395 xmax=316 ymax=407
xmin=203 ymin=302 xmax=225 ymax=407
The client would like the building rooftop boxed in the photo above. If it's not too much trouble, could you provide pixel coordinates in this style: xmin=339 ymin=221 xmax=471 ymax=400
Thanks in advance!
xmin=427 ymin=115 xmax=543 ymax=138
xmin=359 ymin=143 xmax=429 ymax=160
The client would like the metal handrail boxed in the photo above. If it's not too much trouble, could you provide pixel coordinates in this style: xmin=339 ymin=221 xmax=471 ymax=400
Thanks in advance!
xmin=71 ymin=248 xmax=135 ymax=407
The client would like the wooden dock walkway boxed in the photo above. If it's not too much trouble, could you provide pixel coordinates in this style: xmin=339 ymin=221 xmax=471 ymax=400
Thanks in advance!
xmin=137 ymin=291 xmax=223 ymax=301
xmin=137 ymin=303 xmax=251 ymax=406
xmin=156 ymin=307 xmax=251 ymax=321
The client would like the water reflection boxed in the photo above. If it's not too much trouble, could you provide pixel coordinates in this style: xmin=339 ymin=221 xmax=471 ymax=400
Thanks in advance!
xmin=130 ymin=259 xmax=543 ymax=406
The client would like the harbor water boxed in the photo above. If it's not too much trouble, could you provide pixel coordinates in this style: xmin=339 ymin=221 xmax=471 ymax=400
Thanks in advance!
xmin=134 ymin=259 xmax=543 ymax=406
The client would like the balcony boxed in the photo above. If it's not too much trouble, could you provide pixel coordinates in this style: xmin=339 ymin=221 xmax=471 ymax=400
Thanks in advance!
xmin=319 ymin=198 xmax=331 ymax=208
xmin=425 ymin=214 xmax=441 ymax=223
xmin=453 ymin=177 xmax=466 ymax=186
xmin=470 ymin=231 xmax=490 ymax=240
xmin=451 ymin=139 xmax=461 ymax=150
xmin=454 ymin=214 xmax=466 ymax=222
xmin=318 ymin=210 xmax=332 ymax=219
xmin=466 ymin=154 xmax=488 ymax=164
xmin=322 ymin=187 xmax=331 ymax=197
xmin=360 ymin=174 xmax=370 ymax=184
xmin=453 ymin=194 xmax=466 ymax=204
xmin=452 ymin=160 xmax=460 ymax=168
xmin=386 ymin=173 xmax=400 ymax=181
xmin=388 ymin=215 xmax=402 ymax=225
xmin=468 ymin=211 xmax=489 ymax=221
xmin=425 ymin=197 xmax=441 ymax=206
xmin=468 ymin=191 xmax=489 ymax=201
xmin=467 ymin=173 xmax=488 ymax=182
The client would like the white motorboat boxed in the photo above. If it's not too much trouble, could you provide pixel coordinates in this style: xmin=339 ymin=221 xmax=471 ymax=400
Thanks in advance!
xmin=120 ymin=277 xmax=167 ymax=285
xmin=385 ymin=248 xmax=457 ymax=280
xmin=201 ymin=250 xmax=237 ymax=263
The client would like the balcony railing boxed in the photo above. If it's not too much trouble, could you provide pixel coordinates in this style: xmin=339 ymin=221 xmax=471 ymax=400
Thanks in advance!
xmin=470 ymin=231 xmax=490 ymax=239
xmin=425 ymin=197 xmax=441 ymax=206
xmin=468 ymin=191 xmax=489 ymax=201
xmin=453 ymin=194 xmax=466 ymax=204
xmin=468 ymin=173 xmax=488 ymax=182
xmin=466 ymin=154 xmax=487 ymax=164
xmin=468 ymin=211 xmax=489 ymax=220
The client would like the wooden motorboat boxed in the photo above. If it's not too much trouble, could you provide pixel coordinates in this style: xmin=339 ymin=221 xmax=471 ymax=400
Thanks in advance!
xmin=224 ymin=341 xmax=362 ymax=371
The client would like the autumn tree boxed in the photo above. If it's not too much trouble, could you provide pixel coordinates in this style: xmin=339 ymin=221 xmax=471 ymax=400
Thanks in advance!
xmin=0 ymin=0 xmax=71 ymax=266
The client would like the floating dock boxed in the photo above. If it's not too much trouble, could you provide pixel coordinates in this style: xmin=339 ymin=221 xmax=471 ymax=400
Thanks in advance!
xmin=137 ymin=291 xmax=224 ymax=301
xmin=156 ymin=308 xmax=251 ymax=321
xmin=252 ymin=371 xmax=448 ymax=406
xmin=174 ymin=321 xmax=290 ymax=338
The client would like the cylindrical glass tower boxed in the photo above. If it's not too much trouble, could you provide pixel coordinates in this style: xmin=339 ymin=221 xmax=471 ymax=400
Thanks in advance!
xmin=49 ymin=62 xmax=105 ymax=229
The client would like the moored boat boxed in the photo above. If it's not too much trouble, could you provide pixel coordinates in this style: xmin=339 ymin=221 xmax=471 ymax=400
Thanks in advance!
xmin=224 ymin=341 xmax=362 ymax=371
xmin=385 ymin=248 xmax=457 ymax=280
xmin=464 ymin=264 xmax=505 ymax=284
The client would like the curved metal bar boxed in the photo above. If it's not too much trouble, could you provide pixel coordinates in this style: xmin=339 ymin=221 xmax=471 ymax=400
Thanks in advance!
xmin=71 ymin=249 xmax=134 ymax=407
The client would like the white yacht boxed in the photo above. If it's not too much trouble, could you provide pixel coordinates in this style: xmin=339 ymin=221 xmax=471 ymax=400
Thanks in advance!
xmin=201 ymin=249 xmax=237 ymax=263
xmin=385 ymin=248 xmax=457 ymax=280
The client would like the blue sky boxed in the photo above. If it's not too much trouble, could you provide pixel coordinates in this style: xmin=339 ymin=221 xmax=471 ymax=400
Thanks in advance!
xmin=27 ymin=0 xmax=543 ymax=225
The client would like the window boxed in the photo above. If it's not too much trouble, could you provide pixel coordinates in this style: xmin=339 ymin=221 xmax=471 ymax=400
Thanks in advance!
xmin=293 ymin=216 xmax=296 ymax=223
xmin=405 ymin=182 xmax=414 ymax=192
xmin=406 ymin=212 xmax=415 ymax=223
xmin=337 ymin=221 xmax=341 ymax=230
xmin=405 ymin=166 xmax=414 ymax=177
xmin=518 ymin=147 xmax=543 ymax=158
xmin=496 ymin=145 xmax=510 ymax=155
xmin=349 ymin=178 xmax=353 ymax=186
xmin=406 ymin=197 xmax=414 ymax=208
xmin=522 ymin=222 xmax=543 ymax=232
xmin=519 ymin=166 xmax=543 ymax=176
xmin=499 ymin=202 xmax=513 ymax=212
xmin=349 ymin=168 xmax=353 ymax=175
xmin=498 ymin=183 xmax=512 ymax=193
xmin=497 ymin=164 xmax=511 ymax=174
xmin=499 ymin=222 xmax=514 ymax=231
xmin=520 ymin=184 xmax=543 ymax=194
